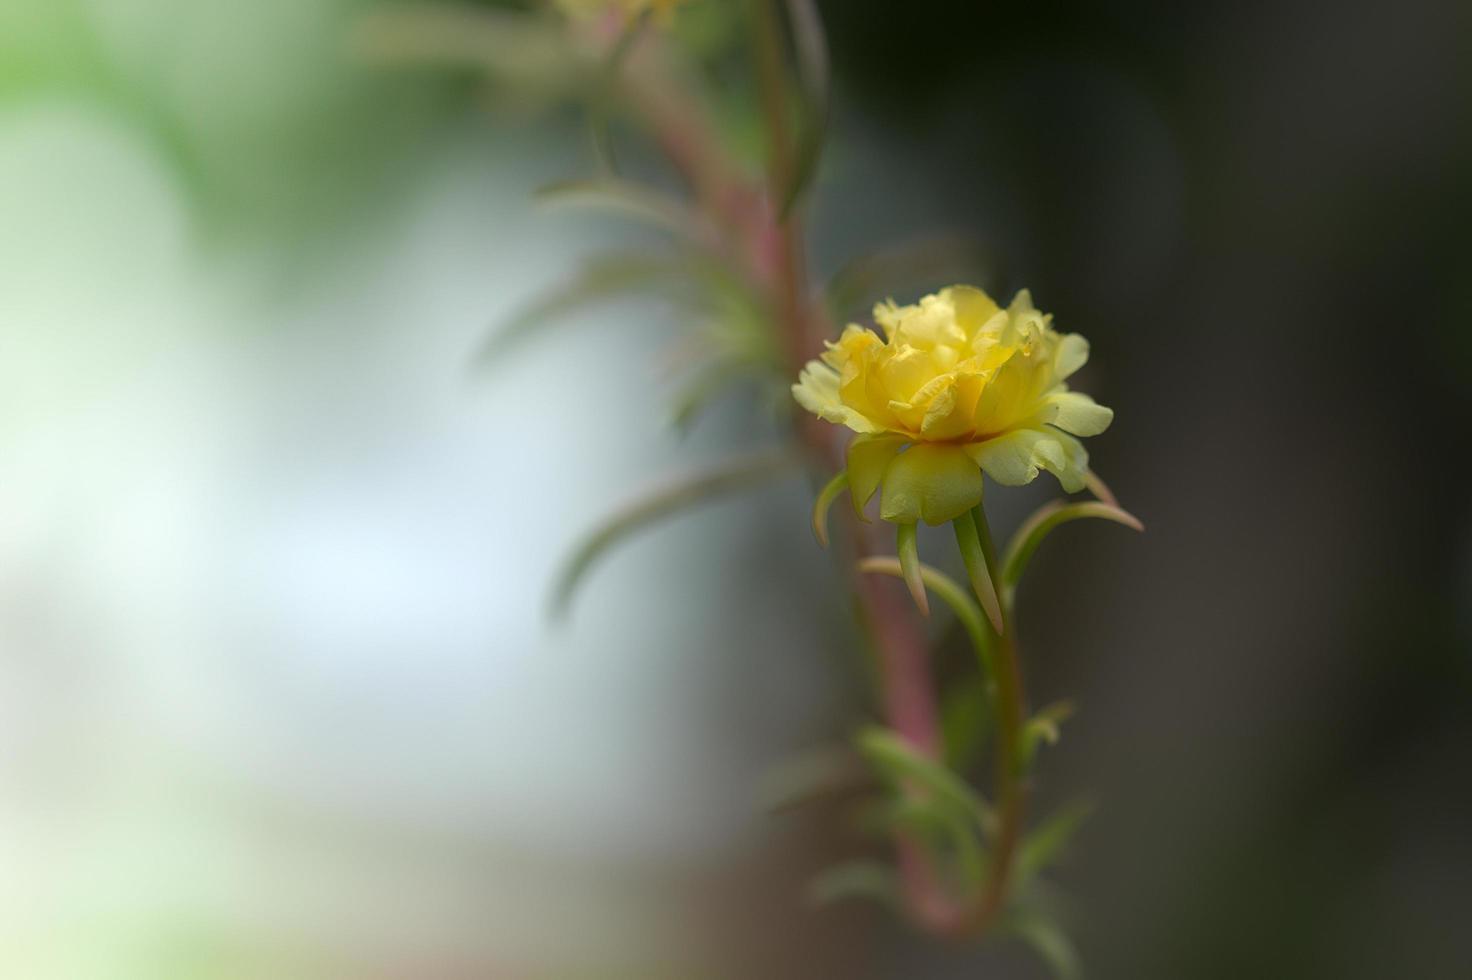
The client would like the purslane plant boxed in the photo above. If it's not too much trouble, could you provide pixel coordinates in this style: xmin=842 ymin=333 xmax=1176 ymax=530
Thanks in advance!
xmin=362 ymin=0 xmax=1140 ymax=971
xmin=798 ymin=285 xmax=1141 ymax=949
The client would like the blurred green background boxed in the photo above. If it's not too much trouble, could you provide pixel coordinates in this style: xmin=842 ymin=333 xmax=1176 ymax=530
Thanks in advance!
xmin=2 ymin=0 xmax=1469 ymax=977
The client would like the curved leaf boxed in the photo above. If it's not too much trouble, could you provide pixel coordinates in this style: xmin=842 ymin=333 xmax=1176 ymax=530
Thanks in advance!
xmin=807 ymin=860 xmax=900 ymax=910
xmin=810 ymin=470 xmax=849 ymax=548
xmin=895 ymin=522 xmax=928 ymax=616
xmin=586 ymin=11 xmax=650 ymax=175
xmin=550 ymin=449 xmax=802 ymax=619
xmin=857 ymin=556 xmax=996 ymax=682
xmin=1007 ymin=912 xmax=1083 ymax=980
xmin=1002 ymin=501 xmax=1144 ymax=589
xmin=668 ymin=357 xmax=775 ymax=435
xmin=1083 ymin=468 xmax=1118 ymax=507
xmin=940 ymin=671 xmax=992 ymax=771
xmin=953 ymin=509 xmax=1004 ymax=634
xmin=473 ymin=252 xmax=716 ymax=368
xmin=1017 ymin=800 xmax=1094 ymax=888
xmin=777 ymin=0 xmax=830 ymax=218
xmin=758 ymin=743 xmax=867 ymax=813
xmin=855 ymin=727 xmax=994 ymax=835
xmin=535 ymin=178 xmax=701 ymax=238
xmin=1019 ymin=700 xmax=1076 ymax=770
xmin=351 ymin=5 xmax=582 ymax=96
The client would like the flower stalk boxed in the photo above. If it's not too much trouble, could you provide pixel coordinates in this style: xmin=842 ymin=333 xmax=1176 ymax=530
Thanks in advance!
xmin=746 ymin=0 xmax=962 ymax=929
xmin=967 ymin=503 xmax=1027 ymax=934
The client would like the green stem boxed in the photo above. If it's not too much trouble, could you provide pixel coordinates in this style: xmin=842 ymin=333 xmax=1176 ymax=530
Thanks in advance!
xmin=967 ymin=502 xmax=1028 ymax=934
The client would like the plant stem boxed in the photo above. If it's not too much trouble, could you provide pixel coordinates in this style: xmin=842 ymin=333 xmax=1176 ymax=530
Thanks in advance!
xmin=966 ymin=503 xmax=1028 ymax=935
xmin=748 ymin=0 xmax=959 ymax=932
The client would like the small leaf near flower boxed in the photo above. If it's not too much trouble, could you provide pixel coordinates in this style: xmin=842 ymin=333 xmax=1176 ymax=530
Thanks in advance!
xmin=1002 ymin=500 xmax=1144 ymax=589
xmin=810 ymin=470 xmax=849 ymax=548
xmin=895 ymin=522 xmax=928 ymax=616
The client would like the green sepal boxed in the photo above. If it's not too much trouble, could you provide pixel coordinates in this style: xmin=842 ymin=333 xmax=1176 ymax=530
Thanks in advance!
xmin=952 ymin=509 xmax=1004 ymax=634
xmin=880 ymin=443 xmax=984 ymax=526
xmin=810 ymin=470 xmax=849 ymax=548
xmin=895 ymin=521 xmax=928 ymax=616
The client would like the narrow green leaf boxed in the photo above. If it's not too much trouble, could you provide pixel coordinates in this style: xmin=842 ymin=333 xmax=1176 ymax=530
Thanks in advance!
xmin=474 ymin=252 xmax=703 ymax=368
xmin=586 ymin=11 xmax=650 ymax=175
xmin=825 ymin=234 xmax=999 ymax=322
xmin=940 ymin=671 xmax=991 ymax=771
xmin=807 ymin=860 xmax=900 ymax=910
xmin=895 ymin=522 xmax=928 ymax=616
xmin=667 ymin=350 xmax=781 ymax=435
xmin=854 ymin=727 xmax=994 ymax=834
xmin=1007 ymin=913 xmax=1083 ymax=980
xmin=550 ymin=449 xmax=802 ymax=619
xmin=535 ymin=178 xmax=701 ymax=238
xmin=1017 ymin=800 xmax=1094 ymax=887
xmin=1083 ymin=468 xmax=1118 ymax=507
xmin=810 ymin=470 xmax=849 ymax=548
xmin=856 ymin=556 xmax=996 ymax=683
xmin=953 ymin=510 xmax=1004 ymax=634
xmin=758 ymin=743 xmax=867 ymax=813
xmin=777 ymin=0 xmax=830 ymax=218
xmin=1002 ymin=501 xmax=1144 ymax=589
xmin=1019 ymin=700 xmax=1075 ymax=769
xmin=351 ymin=5 xmax=581 ymax=94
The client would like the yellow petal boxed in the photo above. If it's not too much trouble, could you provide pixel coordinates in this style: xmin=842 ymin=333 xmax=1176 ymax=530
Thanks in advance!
xmin=1035 ymin=391 xmax=1114 ymax=436
xmin=792 ymin=364 xmax=881 ymax=434
xmin=965 ymin=428 xmax=1089 ymax=493
xmin=948 ymin=285 xmax=1001 ymax=332
xmin=1054 ymin=333 xmax=1090 ymax=381
xmin=880 ymin=444 xmax=984 ymax=526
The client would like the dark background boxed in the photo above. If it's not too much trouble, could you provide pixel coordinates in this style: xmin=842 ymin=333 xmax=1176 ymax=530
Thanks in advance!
xmin=803 ymin=0 xmax=1472 ymax=976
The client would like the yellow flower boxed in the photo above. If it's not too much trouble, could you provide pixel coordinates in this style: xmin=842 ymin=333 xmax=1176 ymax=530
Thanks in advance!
xmin=793 ymin=286 xmax=1113 ymax=526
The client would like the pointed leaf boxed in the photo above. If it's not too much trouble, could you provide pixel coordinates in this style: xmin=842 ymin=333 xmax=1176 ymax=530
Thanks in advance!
xmin=1019 ymin=700 xmax=1075 ymax=769
xmin=854 ymin=727 xmax=994 ymax=834
xmin=1007 ymin=913 xmax=1083 ymax=980
xmin=550 ymin=449 xmax=801 ymax=619
xmin=895 ymin=522 xmax=928 ymax=616
xmin=669 ymin=357 xmax=775 ymax=434
xmin=475 ymin=252 xmax=704 ymax=368
xmin=953 ymin=510 xmax=1004 ymax=634
xmin=777 ymin=0 xmax=830 ymax=217
xmin=535 ymin=178 xmax=701 ymax=238
xmin=857 ymin=556 xmax=997 ymax=684
xmin=1002 ymin=501 xmax=1144 ymax=589
xmin=351 ymin=5 xmax=584 ymax=96
xmin=758 ymin=743 xmax=867 ymax=813
xmin=940 ymin=671 xmax=991 ymax=771
xmin=1017 ymin=800 xmax=1094 ymax=887
xmin=585 ymin=11 xmax=650 ymax=175
xmin=810 ymin=470 xmax=849 ymax=548
xmin=807 ymin=860 xmax=900 ymax=910
xmin=1083 ymin=468 xmax=1118 ymax=507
